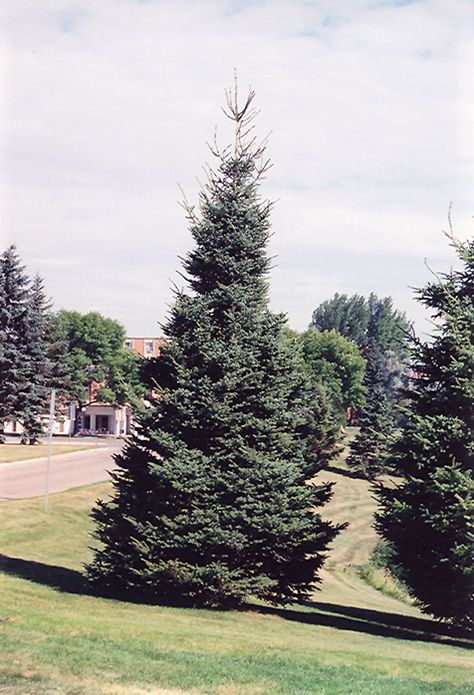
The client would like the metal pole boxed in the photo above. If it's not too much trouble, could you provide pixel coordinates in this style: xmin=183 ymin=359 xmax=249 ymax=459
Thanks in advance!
xmin=44 ymin=388 xmax=56 ymax=513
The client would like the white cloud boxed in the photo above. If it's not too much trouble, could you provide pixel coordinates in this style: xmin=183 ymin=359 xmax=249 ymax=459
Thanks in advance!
xmin=1 ymin=0 xmax=472 ymax=334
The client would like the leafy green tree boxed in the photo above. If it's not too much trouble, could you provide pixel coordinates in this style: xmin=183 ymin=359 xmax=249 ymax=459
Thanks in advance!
xmin=87 ymin=87 xmax=342 ymax=607
xmin=0 ymin=246 xmax=30 ymax=442
xmin=375 ymin=235 xmax=474 ymax=627
xmin=281 ymin=328 xmax=343 ymax=474
xmin=55 ymin=310 xmax=145 ymax=429
xmin=312 ymin=293 xmax=411 ymax=473
xmin=299 ymin=328 xmax=366 ymax=420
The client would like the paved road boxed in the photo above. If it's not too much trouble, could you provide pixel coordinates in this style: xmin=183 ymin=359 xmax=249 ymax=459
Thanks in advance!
xmin=0 ymin=440 xmax=122 ymax=500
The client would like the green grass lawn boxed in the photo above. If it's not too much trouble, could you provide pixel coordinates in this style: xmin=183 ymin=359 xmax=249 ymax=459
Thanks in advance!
xmin=0 ymin=443 xmax=97 ymax=464
xmin=0 ymin=469 xmax=472 ymax=694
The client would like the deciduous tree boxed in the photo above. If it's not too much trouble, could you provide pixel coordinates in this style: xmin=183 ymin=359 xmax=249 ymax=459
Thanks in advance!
xmin=311 ymin=293 xmax=410 ymax=408
xmin=56 ymin=310 xmax=145 ymax=430
xmin=299 ymin=327 xmax=366 ymax=421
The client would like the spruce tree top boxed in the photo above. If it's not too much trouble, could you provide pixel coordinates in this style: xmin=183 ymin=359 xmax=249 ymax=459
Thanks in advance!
xmin=180 ymin=86 xmax=272 ymax=317
xmin=0 ymin=246 xmax=32 ymax=428
xmin=410 ymin=235 xmax=474 ymax=422
xmin=0 ymin=245 xmax=29 ymax=339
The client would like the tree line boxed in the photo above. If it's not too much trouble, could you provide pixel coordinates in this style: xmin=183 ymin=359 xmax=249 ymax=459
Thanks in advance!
xmin=0 ymin=248 xmax=144 ymax=442
xmin=1 ymin=86 xmax=472 ymax=628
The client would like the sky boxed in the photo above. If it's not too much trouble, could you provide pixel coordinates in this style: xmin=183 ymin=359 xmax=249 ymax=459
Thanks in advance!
xmin=1 ymin=0 xmax=473 ymax=338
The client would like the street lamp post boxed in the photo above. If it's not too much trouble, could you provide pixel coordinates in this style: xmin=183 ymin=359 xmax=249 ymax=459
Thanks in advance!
xmin=43 ymin=388 xmax=56 ymax=512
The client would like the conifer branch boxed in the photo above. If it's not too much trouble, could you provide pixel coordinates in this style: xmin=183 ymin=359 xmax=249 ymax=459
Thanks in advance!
xmin=169 ymin=279 xmax=184 ymax=297
xmin=177 ymin=184 xmax=198 ymax=224
xmin=175 ymin=269 xmax=191 ymax=285
xmin=443 ymin=202 xmax=472 ymax=264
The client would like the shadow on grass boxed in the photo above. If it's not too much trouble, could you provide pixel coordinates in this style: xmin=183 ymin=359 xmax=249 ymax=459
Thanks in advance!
xmin=251 ymin=601 xmax=473 ymax=650
xmin=1 ymin=553 xmax=472 ymax=649
xmin=0 ymin=553 xmax=93 ymax=596
xmin=0 ymin=553 xmax=198 ymax=606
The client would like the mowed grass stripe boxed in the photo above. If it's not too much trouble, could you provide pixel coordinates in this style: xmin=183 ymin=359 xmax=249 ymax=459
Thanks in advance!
xmin=0 ymin=471 xmax=473 ymax=694
xmin=1 ymin=580 xmax=473 ymax=695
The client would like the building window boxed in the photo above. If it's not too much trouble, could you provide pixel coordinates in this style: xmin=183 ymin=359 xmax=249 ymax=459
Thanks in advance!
xmin=145 ymin=340 xmax=154 ymax=354
xmin=125 ymin=339 xmax=133 ymax=350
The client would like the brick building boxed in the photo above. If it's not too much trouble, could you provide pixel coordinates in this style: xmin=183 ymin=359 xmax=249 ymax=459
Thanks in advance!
xmin=124 ymin=336 xmax=163 ymax=358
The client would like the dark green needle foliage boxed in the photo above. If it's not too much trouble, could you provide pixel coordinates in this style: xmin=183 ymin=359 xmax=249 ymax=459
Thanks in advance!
xmin=346 ymin=298 xmax=400 ymax=478
xmin=0 ymin=246 xmax=31 ymax=442
xmin=0 ymin=247 xmax=59 ymax=443
xmin=87 ymin=87 xmax=341 ymax=607
xmin=375 ymin=233 xmax=474 ymax=627
xmin=19 ymin=275 xmax=54 ymax=444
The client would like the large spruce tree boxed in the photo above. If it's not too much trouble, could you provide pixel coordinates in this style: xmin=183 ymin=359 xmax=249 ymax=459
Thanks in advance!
xmin=375 ymin=234 xmax=474 ymax=627
xmin=87 ymin=87 xmax=341 ymax=607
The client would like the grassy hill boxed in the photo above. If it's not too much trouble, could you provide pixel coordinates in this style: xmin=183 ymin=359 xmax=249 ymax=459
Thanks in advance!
xmin=0 ymin=455 xmax=472 ymax=694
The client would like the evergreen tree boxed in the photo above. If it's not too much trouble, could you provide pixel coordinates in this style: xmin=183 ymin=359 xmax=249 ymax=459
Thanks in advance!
xmin=311 ymin=293 xmax=370 ymax=346
xmin=346 ymin=323 xmax=393 ymax=478
xmin=0 ymin=246 xmax=30 ymax=442
xmin=87 ymin=87 xmax=341 ymax=607
xmin=375 ymin=234 xmax=474 ymax=627
xmin=19 ymin=275 xmax=54 ymax=444
xmin=305 ymin=381 xmax=343 ymax=473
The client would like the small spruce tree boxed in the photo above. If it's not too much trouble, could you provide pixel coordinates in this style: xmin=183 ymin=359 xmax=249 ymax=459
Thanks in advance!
xmin=375 ymin=232 xmax=474 ymax=627
xmin=305 ymin=381 xmax=343 ymax=473
xmin=87 ymin=86 xmax=341 ymax=607
xmin=346 ymin=300 xmax=397 ymax=478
